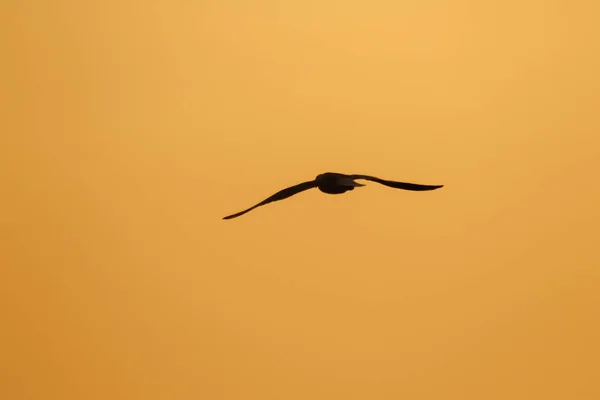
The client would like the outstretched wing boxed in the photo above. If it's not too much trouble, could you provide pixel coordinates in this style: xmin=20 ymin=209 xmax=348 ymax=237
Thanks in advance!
xmin=223 ymin=180 xmax=318 ymax=220
xmin=351 ymin=175 xmax=443 ymax=191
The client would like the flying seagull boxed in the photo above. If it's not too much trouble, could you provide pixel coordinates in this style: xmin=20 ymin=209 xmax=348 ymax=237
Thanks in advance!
xmin=223 ymin=172 xmax=443 ymax=220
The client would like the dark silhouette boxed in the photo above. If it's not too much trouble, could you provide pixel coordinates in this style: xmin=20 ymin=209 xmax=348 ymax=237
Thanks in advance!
xmin=223 ymin=172 xmax=443 ymax=220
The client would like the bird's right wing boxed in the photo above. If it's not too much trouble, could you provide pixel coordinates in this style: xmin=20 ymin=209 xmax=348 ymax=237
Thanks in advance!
xmin=223 ymin=180 xmax=318 ymax=220
xmin=351 ymin=175 xmax=443 ymax=191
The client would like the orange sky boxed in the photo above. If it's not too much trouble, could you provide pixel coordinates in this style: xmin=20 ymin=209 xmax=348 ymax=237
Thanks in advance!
xmin=2 ymin=1 xmax=599 ymax=399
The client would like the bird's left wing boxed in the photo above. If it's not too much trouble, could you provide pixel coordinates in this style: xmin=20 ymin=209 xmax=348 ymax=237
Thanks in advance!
xmin=351 ymin=175 xmax=443 ymax=191
xmin=223 ymin=180 xmax=318 ymax=220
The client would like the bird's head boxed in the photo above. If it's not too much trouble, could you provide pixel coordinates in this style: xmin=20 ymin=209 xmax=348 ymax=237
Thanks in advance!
xmin=315 ymin=172 xmax=337 ymax=181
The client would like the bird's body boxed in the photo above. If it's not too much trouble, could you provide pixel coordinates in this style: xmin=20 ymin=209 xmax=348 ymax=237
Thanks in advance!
xmin=315 ymin=172 xmax=364 ymax=194
xmin=223 ymin=172 xmax=443 ymax=220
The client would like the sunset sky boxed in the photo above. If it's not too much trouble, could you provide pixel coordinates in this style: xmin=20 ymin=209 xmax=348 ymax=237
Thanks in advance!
xmin=2 ymin=1 xmax=599 ymax=399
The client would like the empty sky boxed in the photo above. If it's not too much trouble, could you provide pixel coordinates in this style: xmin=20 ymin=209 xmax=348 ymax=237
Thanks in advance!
xmin=2 ymin=1 xmax=599 ymax=399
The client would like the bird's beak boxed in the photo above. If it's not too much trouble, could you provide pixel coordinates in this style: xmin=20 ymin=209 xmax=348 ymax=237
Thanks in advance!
xmin=346 ymin=179 xmax=365 ymax=187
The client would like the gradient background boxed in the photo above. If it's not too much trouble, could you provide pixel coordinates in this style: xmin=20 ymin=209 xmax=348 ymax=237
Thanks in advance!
xmin=2 ymin=1 xmax=599 ymax=399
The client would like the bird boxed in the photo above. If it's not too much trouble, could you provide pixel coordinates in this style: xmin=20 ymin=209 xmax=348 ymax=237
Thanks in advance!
xmin=222 ymin=172 xmax=443 ymax=220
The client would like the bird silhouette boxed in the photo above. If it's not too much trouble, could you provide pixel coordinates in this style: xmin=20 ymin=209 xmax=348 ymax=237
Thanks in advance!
xmin=222 ymin=172 xmax=443 ymax=220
